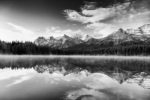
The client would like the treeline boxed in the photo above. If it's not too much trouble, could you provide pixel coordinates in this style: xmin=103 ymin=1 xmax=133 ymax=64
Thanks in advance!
xmin=1 ymin=40 xmax=150 ymax=55
xmin=0 ymin=41 xmax=53 ymax=54
xmin=64 ymin=45 xmax=150 ymax=55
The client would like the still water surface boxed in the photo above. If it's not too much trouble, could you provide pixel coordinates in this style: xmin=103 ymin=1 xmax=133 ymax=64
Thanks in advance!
xmin=0 ymin=55 xmax=150 ymax=100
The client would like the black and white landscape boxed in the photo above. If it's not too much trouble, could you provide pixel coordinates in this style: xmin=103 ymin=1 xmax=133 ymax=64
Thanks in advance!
xmin=0 ymin=0 xmax=150 ymax=100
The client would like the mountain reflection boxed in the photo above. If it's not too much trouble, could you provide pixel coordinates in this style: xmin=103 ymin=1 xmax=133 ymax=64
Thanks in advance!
xmin=34 ymin=64 xmax=150 ymax=89
xmin=0 ymin=67 xmax=149 ymax=100
xmin=0 ymin=56 xmax=150 ymax=100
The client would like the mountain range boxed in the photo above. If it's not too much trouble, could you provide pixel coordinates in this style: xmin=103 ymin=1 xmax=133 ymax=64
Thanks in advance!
xmin=34 ymin=24 xmax=150 ymax=49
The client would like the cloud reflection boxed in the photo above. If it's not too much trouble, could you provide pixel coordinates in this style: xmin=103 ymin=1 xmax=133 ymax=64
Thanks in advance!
xmin=66 ymin=72 xmax=150 ymax=100
xmin=0 ymin=68 xmax=35 ymax=81
xmin=7 ymin=76 xmax=32 ymax=87
xmin=0 ymin=67 xmax=149 ymax=100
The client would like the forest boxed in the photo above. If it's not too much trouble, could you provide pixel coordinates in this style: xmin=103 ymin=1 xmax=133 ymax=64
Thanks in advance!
xmin=0 ymin=40 xmax=150 ymax=55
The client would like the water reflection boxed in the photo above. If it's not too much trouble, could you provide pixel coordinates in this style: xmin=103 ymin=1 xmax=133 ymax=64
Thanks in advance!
xmin=0 ymin=56 xmax=150 ymax=100
xmin=0 ymin=67 xmax=149 ymax=100
xmin=1 ymin=55 xmax=150 ymax=73
xmin=0 ymin=68 xmax=84 ymax=100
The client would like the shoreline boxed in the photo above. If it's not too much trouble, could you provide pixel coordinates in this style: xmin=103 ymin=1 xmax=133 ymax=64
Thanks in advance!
xmin=0 ymin=54 xmax=150 ymax=60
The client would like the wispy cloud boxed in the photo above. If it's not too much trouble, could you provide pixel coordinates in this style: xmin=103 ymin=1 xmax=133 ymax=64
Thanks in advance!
xmin=64 ymin=0 xmax=150 ymax=37
xmin=7 ymin=22 xmax=34 ymax=35
xmin=0 ymin=68 xmax=34 ymax=81
xmin=0 ymin=22 xmax=84 ymax=41
xmin=7 ymin=76 xmax=32 ymax=87
xmin=0 ymin=22 xmax=36 ymax=41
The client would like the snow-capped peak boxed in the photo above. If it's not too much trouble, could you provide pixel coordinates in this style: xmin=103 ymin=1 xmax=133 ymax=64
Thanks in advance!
xmin=34 ymin=24 xmax=150 ymax=48
xmin=82 ymin=34 xmax=93 ymax=42
xmin=63 ymin=34 xmax=70 ymax=38
xmin=34 ymin=36 xmax=48 ymax=46
xmin=49 ymin=36 xmax=55 ymax=40
xmin=139 ymin=24 xmax=150 ymax=34
xmin=107 ymin=28 xmax=129 ymax=40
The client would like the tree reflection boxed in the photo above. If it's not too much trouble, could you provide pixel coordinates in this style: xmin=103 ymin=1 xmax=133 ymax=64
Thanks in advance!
xmin=0 ymin=56 xmax=150 ymax=87
xmin=0 ymin=57 xmax=150 ymax=72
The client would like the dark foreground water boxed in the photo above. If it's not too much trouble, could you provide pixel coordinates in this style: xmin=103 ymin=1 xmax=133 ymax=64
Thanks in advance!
xmin=0 ymin=55 xmax=150 ymax=100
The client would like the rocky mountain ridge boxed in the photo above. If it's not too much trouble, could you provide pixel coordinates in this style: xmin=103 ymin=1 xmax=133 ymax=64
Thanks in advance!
xmin=34 ymin=24 xmax=150 ymax=49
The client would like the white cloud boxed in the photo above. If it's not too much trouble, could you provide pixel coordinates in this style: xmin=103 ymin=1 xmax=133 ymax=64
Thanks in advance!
xmin=40 ymin=26 xmax=84 ymax=38
xmin=64 ymin=10 xmax=88 ymax=23
xmin=64 ymin=0 xmax=150 ymax=37
xmin=67 ymin=88 xmax=108 ymax=100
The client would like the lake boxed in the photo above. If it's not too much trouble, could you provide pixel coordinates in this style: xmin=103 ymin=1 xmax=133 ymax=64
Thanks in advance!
xmin=0 ymin=55 xmax=150 ymax=100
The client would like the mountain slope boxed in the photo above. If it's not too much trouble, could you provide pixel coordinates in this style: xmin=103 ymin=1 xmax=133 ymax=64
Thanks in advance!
xmin=34 ymin=34 xmax=83 ymax=49
xmin=34 ymin=37 xmax=48 ymax=46
xmin=34 ymin=24 xmax=150 ymax=49
xmin=103 ymin=28 xmax=134 ymax=45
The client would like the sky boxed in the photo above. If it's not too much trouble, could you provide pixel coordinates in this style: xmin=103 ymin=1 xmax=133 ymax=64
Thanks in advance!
xmin=0 ymin=0 xmax=150 ymax=41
